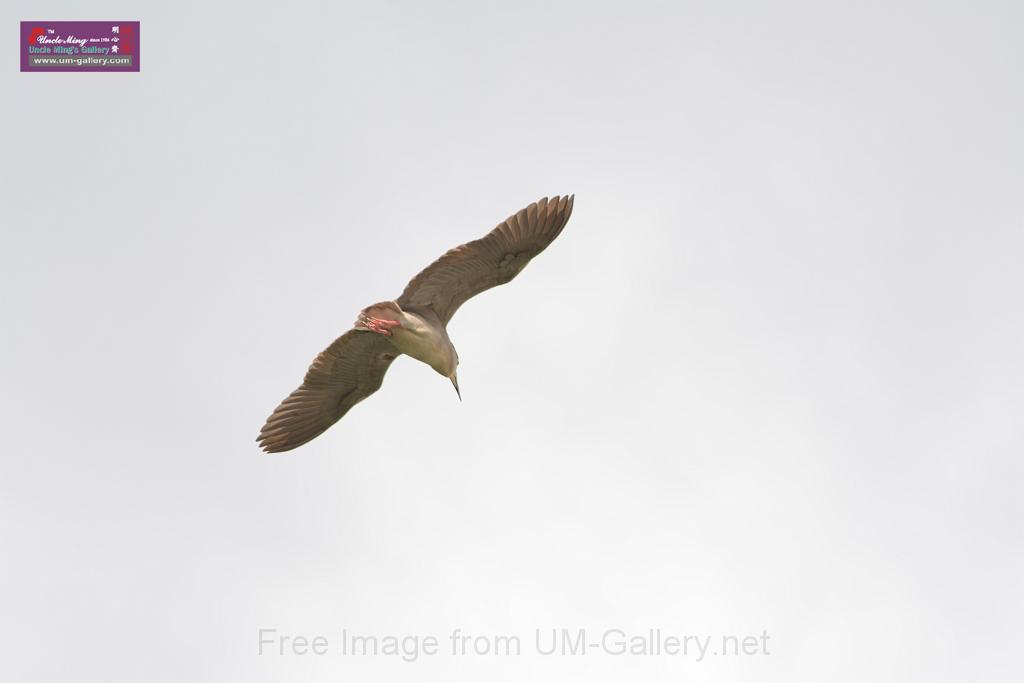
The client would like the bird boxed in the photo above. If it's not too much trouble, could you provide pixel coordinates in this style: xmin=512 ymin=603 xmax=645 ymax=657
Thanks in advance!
xmin=257 ymin=195 xmax=575 ymax=453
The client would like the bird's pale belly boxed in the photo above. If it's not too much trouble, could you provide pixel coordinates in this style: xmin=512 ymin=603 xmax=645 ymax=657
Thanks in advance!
xmin=390 ymin=311 xmax=455 ymax=376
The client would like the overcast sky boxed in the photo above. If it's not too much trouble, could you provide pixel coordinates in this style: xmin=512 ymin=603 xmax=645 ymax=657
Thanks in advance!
xmin=3 ymin=1 xmax=1022 ymax=681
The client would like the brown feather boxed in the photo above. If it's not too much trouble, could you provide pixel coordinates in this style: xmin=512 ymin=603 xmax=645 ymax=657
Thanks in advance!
xmin=397 ymin=195 xmax=574 ymax=323
xmin=257 ymin=330 xmax=400 ymax=453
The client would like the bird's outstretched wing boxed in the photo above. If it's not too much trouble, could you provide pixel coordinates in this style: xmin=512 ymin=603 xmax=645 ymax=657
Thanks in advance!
xmin=257 ymin=330 xmax=400 ymax=453
xmin=397 ymin=195 xmax=574 ymax=323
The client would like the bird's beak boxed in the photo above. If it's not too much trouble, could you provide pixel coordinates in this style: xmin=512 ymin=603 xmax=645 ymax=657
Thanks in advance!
xmin=450 ymin=373 xmax=461 ymax=401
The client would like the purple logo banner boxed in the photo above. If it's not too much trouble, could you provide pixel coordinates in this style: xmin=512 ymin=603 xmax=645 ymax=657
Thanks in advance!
xmin=21 ymin=21 xmax=140 ymax=72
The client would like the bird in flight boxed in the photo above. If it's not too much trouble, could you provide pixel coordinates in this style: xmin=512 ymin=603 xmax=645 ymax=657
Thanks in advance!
xmin=257 ymin=195 xmax=575 ymax=452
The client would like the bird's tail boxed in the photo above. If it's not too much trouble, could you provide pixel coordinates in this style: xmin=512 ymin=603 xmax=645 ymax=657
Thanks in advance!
xmin=354 ymin=301 xmax=404 ymax=330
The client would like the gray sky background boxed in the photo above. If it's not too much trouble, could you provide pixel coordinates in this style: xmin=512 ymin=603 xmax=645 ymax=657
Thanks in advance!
xmin=2 ymin=1 xmax=1022 ymax=681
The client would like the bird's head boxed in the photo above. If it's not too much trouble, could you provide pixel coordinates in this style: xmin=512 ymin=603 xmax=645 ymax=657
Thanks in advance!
xmin=450 ymin=371 xmax=461 ymax=401
xmin=448 ymin=351 xmax=461 ymax=401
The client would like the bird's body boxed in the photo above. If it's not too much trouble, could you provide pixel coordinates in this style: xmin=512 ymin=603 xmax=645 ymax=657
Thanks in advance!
xmin=358 ymin=301 xmax=457 ymax=376
xmin=258 ymin=195 xmax=574 ymax=453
